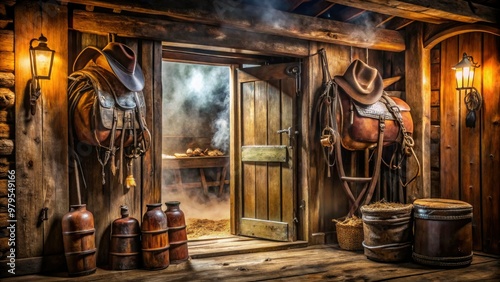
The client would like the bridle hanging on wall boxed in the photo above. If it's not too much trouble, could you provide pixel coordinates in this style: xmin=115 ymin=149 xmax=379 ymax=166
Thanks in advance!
xmin=314 ymin=48 xmax=419 ymax=217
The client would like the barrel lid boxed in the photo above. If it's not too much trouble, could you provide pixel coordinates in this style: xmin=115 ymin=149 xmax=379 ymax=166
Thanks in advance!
xmin=413 ymin=198 xmax=472 ymax=210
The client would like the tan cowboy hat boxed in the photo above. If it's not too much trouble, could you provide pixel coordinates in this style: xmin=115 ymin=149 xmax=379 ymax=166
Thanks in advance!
xmin=73 ymin=42 xmax=145 ymax=92
xmin=334 ymin=59 xmax=383 ymax=105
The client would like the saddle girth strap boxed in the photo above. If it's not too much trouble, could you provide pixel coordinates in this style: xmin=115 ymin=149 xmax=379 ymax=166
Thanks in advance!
xmin=380 ymin=95 xmax=420 ymax=188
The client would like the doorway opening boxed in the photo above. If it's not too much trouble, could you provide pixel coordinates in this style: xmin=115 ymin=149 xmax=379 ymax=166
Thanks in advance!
xmin=161 ymin=61 xmax=232 ymax=240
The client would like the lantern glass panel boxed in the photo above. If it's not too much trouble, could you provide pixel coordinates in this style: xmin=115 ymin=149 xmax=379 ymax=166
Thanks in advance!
xmin=31 ymin=48 xmax=55 ymax=79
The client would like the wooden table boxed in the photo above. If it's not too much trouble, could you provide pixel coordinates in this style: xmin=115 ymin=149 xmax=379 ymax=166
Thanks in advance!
xmin=162 ymin=156 xmax=229 ymax=196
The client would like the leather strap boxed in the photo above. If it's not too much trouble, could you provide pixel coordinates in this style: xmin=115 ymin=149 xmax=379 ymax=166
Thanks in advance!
xmin=380 ymin=95 xmax=420 ymax=188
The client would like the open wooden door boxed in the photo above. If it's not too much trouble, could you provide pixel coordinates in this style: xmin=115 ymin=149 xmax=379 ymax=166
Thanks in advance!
xmin=234 ymin=63 xmax=300 ymax=242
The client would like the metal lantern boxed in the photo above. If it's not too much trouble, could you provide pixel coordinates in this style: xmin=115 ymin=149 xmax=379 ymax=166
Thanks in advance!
xmin=452 ymin=52 xmax=479 ymax=90
xmin=452 ymin=52 xmax=482 ymax=128
xmin=29 ymin=34 xmax=55 ymax=115
xmin=30 ymin=33 xmax=55 ymax=80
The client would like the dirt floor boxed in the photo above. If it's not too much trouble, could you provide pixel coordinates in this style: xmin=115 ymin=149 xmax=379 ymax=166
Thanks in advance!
xmin=186 ymin=218 xmax=231 ymax=239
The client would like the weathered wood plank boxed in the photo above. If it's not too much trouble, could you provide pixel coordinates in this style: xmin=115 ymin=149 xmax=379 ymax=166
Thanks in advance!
xmin=242 ymin=82 xmax=255 ymax=219
xmin=0 ymin=72 xmax=14 ymax=88
xmin=267 ymin=84 xmax=281 ymax=222
xmin=481 ymin=33 xmax=500 ymax=254
xmin=458 ymin=32 xmax=483 ymax=251
xmin=0 ymin=51 xmax=14 ymax=72
xmin=68 ymin=0 xmax=405 ymax=51
xmin=161 ymin=49 xmax=267 ymax=66
xmin=2 ymin=243 xmax=498 ymax=280
xmin=230 ymin=65 xmax=239 ymax=235
xmin=72 ymin=10 xmax=310 ymax=58
xmin=240 ymin=218 xmax=288 ymax=241
xmin=189 ymin=237 xmax=307 ymax=259
xmin=439 ymin=35 xmax=460 ymax=199
xmin=424 ymin=23 xmax=500 ymax=50
xmin=305 ymin=41 xmax=321 ymax=243
xmin=41 ymin=2 xmax=69 ymax=258
xmin=0 ymin=254 xmax=66 ymax=277
xmin=405 ymin=22 xmax=431 ymax=201
xmin=326 ymin=0 xmax=499 ymax=24
xmin=14 ymin=0 xmax=44 ymax=259
xmin=0 ymin=30 xmax=13 ymax=52
xmin=281 ymin=77 xmax=295 ymax=241
xmin=140 ymin=39 xmax=163 ymax=217
xmin=241 ymin=146 xmax=287 ymax=163
xmin=162 ymin=156 xmax=229 ymax=169
xmin=123 ymin=39 xmax=141 ymax=229
xmin=0 ymin=88 xmax=14 ymax=110
xmin=255 ymin=81 xmax=268 ymax=220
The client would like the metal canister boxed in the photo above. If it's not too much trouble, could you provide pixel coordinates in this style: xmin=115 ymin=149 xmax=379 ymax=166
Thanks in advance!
xmin=413 ymin=198 xmax=473 ymax=267
xmin=109 ymin=205 xmax=141 ymax=270
xmin=141 ymin=203 xmax=170 ymax=270
xmin=165 ymin=201 xmax=189 ymax=263
xmin=62 ymin=204 xmax=97 ymax=276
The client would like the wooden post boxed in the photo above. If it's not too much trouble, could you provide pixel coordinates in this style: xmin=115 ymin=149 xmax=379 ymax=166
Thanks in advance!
xmin=14 ymin=0 xmax=69 ymax=260
xmin=405 ymin=22 xmax=431 ymax=201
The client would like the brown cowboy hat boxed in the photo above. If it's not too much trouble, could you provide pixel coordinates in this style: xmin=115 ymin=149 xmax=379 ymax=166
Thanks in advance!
xmin=73 ymin=42 xmax=145 ymax=92
xmin=334 ymin=59 xmax=383 ymax=105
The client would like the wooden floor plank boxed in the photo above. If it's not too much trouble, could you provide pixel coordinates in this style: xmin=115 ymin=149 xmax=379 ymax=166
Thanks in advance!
xmin=4 ymin=243 xmax=499 ymax=281
xmin=188 ymin=236 xmax=308 ymax=258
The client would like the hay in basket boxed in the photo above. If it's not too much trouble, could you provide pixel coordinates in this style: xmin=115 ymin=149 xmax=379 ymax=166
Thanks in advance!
xmin=333 ymin=216 xmax=364 ymax=251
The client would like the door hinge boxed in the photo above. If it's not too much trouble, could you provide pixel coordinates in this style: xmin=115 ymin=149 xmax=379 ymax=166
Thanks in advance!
xmin=37 ymin=207 xmax=48 ymax=227
xmin=299 ymin=199 xmax=306 ymax=210
xmin=285 ymin=64 xmax=301 ymax=96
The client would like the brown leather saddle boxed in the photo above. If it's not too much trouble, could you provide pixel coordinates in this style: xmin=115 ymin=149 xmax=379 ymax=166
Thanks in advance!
xmin=338 ymin=89 xmax=413 ymax=151
xmin=68 ymin=65 xmax=151 ymax=194
xmin=314 ymin=49 xmax=419 ymax=217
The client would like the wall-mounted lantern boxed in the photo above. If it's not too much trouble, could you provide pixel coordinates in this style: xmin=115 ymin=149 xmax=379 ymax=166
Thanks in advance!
xmin=29 ymin=33 xmax=55 ymax=115
xmin=452 ymin=52 xmax=482 ymax=128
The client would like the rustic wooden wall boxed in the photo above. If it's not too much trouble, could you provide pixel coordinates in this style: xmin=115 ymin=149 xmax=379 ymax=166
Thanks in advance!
xmin=0 ymin=2 xmax=14 ymax=262
xmin=304 ymin=42 xmax=406 ymax=243
xmin=1 ymin=1 xmax=467 ymax=276
xmin=68 ymin=33 xmax=163 ymax=266
xmin=431 ymin=32 xmax=500 ymax=254
xmin=10 ymin=0 xmax=69 ymax=274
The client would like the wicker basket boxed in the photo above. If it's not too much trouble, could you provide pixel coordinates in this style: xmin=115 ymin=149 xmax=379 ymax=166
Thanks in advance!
xmin=336 ymin=221 xmax=364 ymax=251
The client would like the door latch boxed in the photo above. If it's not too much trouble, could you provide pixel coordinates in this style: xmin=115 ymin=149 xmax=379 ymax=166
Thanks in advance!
xmin=277 ymin=127 xmax=299 ymax=148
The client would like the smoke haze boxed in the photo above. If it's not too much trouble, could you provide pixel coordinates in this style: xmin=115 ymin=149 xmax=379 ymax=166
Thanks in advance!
xmin=162 ymin=61 xmax=230 ymax=153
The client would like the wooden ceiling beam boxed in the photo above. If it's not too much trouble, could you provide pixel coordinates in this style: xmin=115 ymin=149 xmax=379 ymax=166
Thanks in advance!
xmin=284 ymin=0 xmax=310 ymax=12
xmin=296 ymin=1 xmax=336 ymax=17
xmin=71 ymin=10 xmax=311 ymax=58
xmin=327 ymin=5 xmax=366 ymax=22
xmin=385 ymin=17 xmax=414 ymax=31
xmin=326 ymin=0 xmax=499 ymax=24
xmin=65 ymin=0 xmax=405 ymax=51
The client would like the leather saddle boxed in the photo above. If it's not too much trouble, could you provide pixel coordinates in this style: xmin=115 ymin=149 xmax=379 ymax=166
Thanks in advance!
xmin=70 ymin=65 xmax=147 ymax=149
xmin=337 ymin=88 xmax=413 ymax=151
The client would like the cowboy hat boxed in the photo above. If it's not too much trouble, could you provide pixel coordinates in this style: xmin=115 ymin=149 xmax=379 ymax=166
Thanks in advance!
xmin=73 ymin=42 xmax=145 ymax=92
xmin=334 ymin=59 xmax=383 ymax=105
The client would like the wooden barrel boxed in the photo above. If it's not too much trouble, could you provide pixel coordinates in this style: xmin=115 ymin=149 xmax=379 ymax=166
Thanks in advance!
xmin=165 ymin=201 xmax=189 ymax=263
xmin=413 ymin=198 xmax=473 ymax=267
xmin=109 ymin=205 xmax=141 ymax=270
xmin=61 ymin=204 xmax=97 ymax=277
xmin=361 ymin=203 xmax=413 ymax=262
xmin=141 ymin=203 xmax=170 ymax=270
